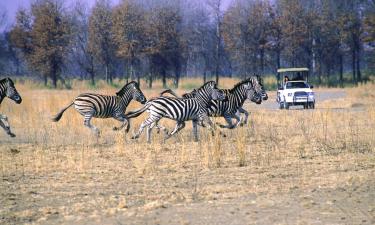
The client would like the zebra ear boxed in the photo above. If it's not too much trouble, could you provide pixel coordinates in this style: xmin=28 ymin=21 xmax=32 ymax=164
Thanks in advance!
xmin=5 ymin=78 xmax=14 ymax=86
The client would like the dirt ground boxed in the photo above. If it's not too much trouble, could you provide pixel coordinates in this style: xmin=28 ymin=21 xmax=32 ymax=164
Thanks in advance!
xmin=1 ymin=85 xmax=375 ymax=225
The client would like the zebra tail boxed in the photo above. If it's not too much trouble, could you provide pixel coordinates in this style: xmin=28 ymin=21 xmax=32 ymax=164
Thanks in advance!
xmin=159 ymin=89 xmax=179 ymax=98
xmin=125 ymin=103 xmax=151 ymax=119
xmin=51 ymin=102 xmax=74 ymax=122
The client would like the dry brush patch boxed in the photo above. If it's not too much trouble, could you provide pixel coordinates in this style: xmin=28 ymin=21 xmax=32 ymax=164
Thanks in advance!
xmin=0 ymin=81 xmax=374 ymax=224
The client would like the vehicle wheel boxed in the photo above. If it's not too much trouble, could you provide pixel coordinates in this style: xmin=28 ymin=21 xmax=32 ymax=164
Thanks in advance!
xmin=311 ymin=102 xmax=315 ymax=109
xmin=284 ymin=101 xmax=289 ymax=110
xmin=279 ymin=103 xmax=284 ymax=109
xmin=303 ymin=103 xmax=308 ymax=109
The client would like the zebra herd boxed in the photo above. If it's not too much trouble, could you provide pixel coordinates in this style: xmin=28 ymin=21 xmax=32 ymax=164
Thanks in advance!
xmin=0 ymin=76 xmax=267 ymax=142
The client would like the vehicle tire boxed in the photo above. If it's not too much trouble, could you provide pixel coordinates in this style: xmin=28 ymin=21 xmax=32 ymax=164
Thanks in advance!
xmin=279 ymin=103 xmax=284 ymax=109
xmin=284 ymin=101 xmax=289 ymax=110
xmin=311 ymin=102 xmax=315 ymax=109
xmin=303 ymin=103 xmax=308 ymax=109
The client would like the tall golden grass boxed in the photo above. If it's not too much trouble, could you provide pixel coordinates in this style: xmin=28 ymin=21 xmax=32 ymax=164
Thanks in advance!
xmin=0 ymin=79 xmax=374 ymax=223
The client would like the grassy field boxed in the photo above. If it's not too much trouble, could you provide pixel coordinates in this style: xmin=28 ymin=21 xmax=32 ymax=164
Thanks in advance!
xmin=0 ymin=78 xmax=374 ymax=224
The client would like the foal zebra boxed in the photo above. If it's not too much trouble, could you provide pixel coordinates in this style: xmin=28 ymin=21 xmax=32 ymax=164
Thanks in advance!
xmin=125 ymin=81 xmax=226 ymax=142
xmin=52 ymin=81 xmax=146 ymax=136
xmin=0 ymin=78 xmax=22 ymax=137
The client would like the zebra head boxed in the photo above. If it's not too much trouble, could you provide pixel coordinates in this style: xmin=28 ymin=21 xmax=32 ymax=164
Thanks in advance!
xmin=245 ymin=86 xmax=262 ymax=104
xmin=197 ymin=81 xmax=226 ymax=102
xmin=249 ymin=75 xmax=268 ymax=101
xmin=117 ymin=81 xmax=147 ymax=104
xmin=1 ymin=78 xmax=22 ymax=104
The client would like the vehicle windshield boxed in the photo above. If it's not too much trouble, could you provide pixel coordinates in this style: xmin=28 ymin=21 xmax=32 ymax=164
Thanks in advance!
xmin=286 ymin=82 xmax=309 ymax=89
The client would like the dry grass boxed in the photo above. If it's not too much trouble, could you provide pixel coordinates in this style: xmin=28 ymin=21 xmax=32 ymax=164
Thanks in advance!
xmin=0 ymin=79 xmax=374 ymax=224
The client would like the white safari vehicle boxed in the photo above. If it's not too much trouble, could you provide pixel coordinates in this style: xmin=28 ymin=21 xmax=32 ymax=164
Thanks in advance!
xmin=276 ymin=68 xmax=315 ymax=110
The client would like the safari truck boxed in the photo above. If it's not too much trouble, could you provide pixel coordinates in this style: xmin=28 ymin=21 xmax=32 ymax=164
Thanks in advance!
xmin=276 ymin=68 xmax=315 ymax=110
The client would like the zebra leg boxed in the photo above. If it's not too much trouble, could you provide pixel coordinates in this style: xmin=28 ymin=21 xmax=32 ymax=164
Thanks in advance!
xmin=202 ymin=116 xmax=216 ymax=137
xmin=112 ymin=115 xmax=129 ymax=131
xmin=233 ymin=113 xmax=242 ymax=127
xmin=164 ymin=121 xmax=185 ymax=141
xmin=192 ymin=120 xmax=199 ymax=142
xmin=0 ymin=115 xmax=16 ymax=137
xmin=153 ymin=122 xmax=169 ymax=136
xmin=132 ymin=116 xmax=160 ymax=140
xmin=238 ymin=107 xmax=249 ymax=126
xmin=218 ymin=114 xmax=236 ymax=129
xmin=83 ymin=114 xmax=100 ymax=137
xmin=146 ymin=125 xmax=153 ymax=143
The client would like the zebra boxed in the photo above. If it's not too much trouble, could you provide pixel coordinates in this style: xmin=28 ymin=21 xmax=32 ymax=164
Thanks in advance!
xmin=52 ymin=81 xmax=146 ymax=136
xmin=160 ymin=75 xmax=267 ymax=129
xmin=210 ymin=75 xmax=267 ymax=128
xmin=0 ymin=78 xmax=22 ymax=137
xmin=125 ymin=81 xmax=226 ymax=143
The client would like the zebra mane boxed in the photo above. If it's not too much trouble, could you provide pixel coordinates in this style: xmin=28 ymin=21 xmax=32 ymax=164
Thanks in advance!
xmin=229 ymin=78 xmax=252 ymax=93
xmin=199 ymin=81 xmax=217 ymax=90
xmin=116 ymin=81 xmax=139 ymax=96
xmin=0 ymin=78 xmax=14 ymax=87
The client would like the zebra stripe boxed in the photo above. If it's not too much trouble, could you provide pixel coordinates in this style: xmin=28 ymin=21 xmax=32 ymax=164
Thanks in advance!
xmin=0 ymin=78 xmax=22 ymax=137
xmin=125 ymin=81 xmax=226 ymax=143
xmin=52 ymin=81 xmax=146 ymax=136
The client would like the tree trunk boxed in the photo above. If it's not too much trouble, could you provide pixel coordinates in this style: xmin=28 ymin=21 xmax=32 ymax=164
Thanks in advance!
xmin=105 ymin=65 xmax=109 ymax=84
xmin=90 ymin=72 xmax=95 ymax=86
xmin=162 ymin=69 xmax=167 ymax=88
xmin=356 ymin=49 xmax=361 ymax=82
xmin=260 ymin=49 xmax=264 ymax=74
xmin=317 ymin=58 xmax=322 ymax=85
xmin=52 ymin=73 xmax=57 ymax=88
xmin=339 ymin=53 xmax=343 ymax=88
xmin=44 ymin=75 xmax=47 ymax=86
xmin=175 ymin=70 xmax=180 ymax=89
xmin=203 ymin=70 xmax=207 ymax=84
xmin=89 ymin=63 xmax=95 ymax=86
xmin=276 ymin=50 xmax=281 ymax=69
xmin=352 ymin=48 xmax=356 ymax=84
xmin=148 ymin=73 xmax=153 ymax=89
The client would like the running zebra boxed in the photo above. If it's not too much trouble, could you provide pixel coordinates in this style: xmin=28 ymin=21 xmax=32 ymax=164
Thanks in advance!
xmin=210 ymin=75 xmax=267 ymax=128
xmin=52 ymin=81 xmax=146 ymax=136
xmin=125 ymin=81 xmax=226 ymax=142
xmin=0 ymin=78 xmax=22 ymax=137
xmin=161 ymin=75 xmax=267 ymax=128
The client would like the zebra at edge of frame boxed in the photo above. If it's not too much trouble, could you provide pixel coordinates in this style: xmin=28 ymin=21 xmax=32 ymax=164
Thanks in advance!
xmin=125 ymin=81 xmax=226 ymax=143
xmin=0 ymin=78 xmax=22 ymax=138
xmin=52 ymin=81 xmax=146 ymax=137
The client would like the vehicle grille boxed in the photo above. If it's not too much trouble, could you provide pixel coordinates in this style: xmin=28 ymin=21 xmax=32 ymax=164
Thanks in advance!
xmin=294 ymin=91 xmax=308 ymax=97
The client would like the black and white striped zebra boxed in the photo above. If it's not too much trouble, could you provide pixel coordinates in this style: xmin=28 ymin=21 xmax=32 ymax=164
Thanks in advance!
xmin=161 ymin=76 xmax=267 ymax=129
xmin=52 ymin=81 xmax=146 ymax=136
xmin=0 ymin=78 xmax=22 ymax=137
xmin=125 ymin=81 xmax=226 ymax=142
xmin=210 ymin=75 xmax=267 ymax=128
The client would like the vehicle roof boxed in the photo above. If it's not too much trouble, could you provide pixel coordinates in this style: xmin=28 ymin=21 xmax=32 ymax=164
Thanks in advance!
xmin=277 ymin=68 xmax=309 ymax=73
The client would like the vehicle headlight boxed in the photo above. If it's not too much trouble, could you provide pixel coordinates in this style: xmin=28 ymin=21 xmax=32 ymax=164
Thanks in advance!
xmin=288 ymin=93 xmax=293 ymax=97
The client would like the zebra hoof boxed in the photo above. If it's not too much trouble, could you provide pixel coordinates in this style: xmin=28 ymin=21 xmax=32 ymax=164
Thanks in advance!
xmin=8 ymin=132 xmax=16 ymax=138
xmin=113 ymin=127 xmax=118 ymax=131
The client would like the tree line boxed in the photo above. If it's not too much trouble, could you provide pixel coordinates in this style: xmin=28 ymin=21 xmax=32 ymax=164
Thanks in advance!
xmin=0 ymin=0 xmax=373 ymax=88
